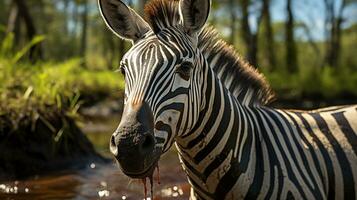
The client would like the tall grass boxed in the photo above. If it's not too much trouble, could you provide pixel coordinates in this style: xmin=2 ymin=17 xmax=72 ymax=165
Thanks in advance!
xmin=0 ymin=32 xmax=124 ymax=121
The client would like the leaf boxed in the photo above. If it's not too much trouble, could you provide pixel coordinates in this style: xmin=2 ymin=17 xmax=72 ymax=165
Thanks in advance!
xmin=12 ymin=35 xmax=46 ymax=64
xmin=23 ymin=86 xmax=34 ymax=100
xmin=0 ymin=33 xmax=14 ymax=57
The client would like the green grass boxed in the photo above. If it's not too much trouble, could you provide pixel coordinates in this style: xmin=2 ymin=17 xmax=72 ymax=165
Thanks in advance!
xmin=0 ymin=58 xmax=124 ymax=118
xmin=0 ymin=32 xmax=125 ymax=132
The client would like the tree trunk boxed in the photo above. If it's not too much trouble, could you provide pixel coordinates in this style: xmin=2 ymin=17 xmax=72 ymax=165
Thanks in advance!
xmin=229 ymin=0 xmax=237 ymax=45
xmin=7 ymin=2 xmax=19 ymax=33
xmin=80 ymin=0 xmax=88 ymax=61
xmin=248 ymin=34 xmax=259 ymax=67
xmin=324 ymin=0 xmax=345 ymax=68
xmin=72 ymin=1 xmax=79 ymax=36
xmin=6 ymin=2 xmax=21 ymax=44
xmin=63 ymin=0 xmax=70 ymax=35
xmin=240 ymin=0 xmax=254 ymax=65
xmin=240 ymin=0 xmax=263 ymax=68
xmin=285 ymin=0 xmax=298 ymax=73
xmin=301 ymin=23 xmax=321 ymax=67
xmin=262 ymin=0 xmax=276 ymax=70
xmin=13 ymin=0 xmax=42 ymax=61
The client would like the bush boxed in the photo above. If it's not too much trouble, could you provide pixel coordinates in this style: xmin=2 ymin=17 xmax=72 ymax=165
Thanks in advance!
xmin=265 ymin=66 xmax=357 ymax=102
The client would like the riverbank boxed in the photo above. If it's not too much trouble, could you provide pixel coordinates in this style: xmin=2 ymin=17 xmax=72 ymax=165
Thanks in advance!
xmin=0 ymin=104 xmax=106 ymax=181
xmin=0 ymin=59 xmax=123 ymax=180
xmin=0 ymin=99 xmax=190 ymax=200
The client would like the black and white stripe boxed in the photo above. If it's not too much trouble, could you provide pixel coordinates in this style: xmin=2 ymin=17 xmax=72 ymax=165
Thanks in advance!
xmin=99 ymin=0 xmax=357 ymax=199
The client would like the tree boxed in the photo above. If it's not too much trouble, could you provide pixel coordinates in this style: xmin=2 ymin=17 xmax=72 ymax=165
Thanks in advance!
xmin=323 ymin=0 xmax=350 ymax=68
xmin=229 ymin=0 xmax=238 ymax=45
xmin=80 ymin=0 xmax=88 ymax=60
xmin=62 ymin=0 xmax=71 ymax=35
xmin=8 ymin=0 xmax=43 ymax=61
xmin=240 ymin=0 xmax=264 ymax=67
xmin=285 ymin=0 xmax=298 ymax=73
xmin=261 ymin=0 xmax=276 ymax=70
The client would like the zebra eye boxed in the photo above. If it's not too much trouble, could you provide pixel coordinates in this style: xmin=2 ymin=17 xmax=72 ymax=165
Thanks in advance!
xmin=176 ymin=61 xmax=193 ymax=80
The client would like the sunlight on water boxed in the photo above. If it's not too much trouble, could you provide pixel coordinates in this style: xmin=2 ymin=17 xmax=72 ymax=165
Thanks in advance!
xmin=90 ymin=163 xmax=96 ymax=169
xmin=0 ymin=184 xmax=18 ymax=194
xmin=161 ymin=185 xmax=185 ymax=197
xmin=0 ymin=109 xmax=190 ymax=199
xmin=98 ymin=189 xmax=110 ymax=197
xmin=0 ymin=161 xmax=189 ymax=200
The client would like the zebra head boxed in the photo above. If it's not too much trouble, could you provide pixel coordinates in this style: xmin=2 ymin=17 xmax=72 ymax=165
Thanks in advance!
xmin=99 ymin=0 xmax=211 ymax=178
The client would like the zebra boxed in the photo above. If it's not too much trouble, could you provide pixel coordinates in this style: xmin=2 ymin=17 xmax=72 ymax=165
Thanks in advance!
xmin=98 ymin=0 xmax=357 ymax=199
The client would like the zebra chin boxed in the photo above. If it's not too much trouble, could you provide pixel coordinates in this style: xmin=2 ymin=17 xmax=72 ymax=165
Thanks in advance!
xmin=120 ymin=156 xmax=160 ymax=179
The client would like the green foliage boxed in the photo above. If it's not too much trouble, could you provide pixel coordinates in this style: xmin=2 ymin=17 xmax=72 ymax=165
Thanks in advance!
xmin=0 ymin=58 xmax=124 ymax=111
xmin=265 ymin=66 xmax=357 ymax=101
xmin=0 ymin=33 xmax=124 ymax=120
xmin=0 ymin=32 xmax=45 ymax=63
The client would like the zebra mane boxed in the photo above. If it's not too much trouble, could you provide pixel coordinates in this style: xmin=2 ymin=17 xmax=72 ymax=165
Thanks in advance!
xmin=144 ymin=0 xmax=181 ymax=34
xmin=144 ymin=0 xmax=275 ymax=105
xmin=198 ymin=27 xmax=275 ymax=105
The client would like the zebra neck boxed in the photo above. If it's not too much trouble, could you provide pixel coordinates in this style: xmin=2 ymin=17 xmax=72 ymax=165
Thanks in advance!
xmin=175 ymin=67 xmax=261 ymax=197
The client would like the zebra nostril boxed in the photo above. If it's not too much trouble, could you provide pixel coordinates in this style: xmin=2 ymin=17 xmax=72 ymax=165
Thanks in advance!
xmin=140 ymin=134 xmax=155 ymax=153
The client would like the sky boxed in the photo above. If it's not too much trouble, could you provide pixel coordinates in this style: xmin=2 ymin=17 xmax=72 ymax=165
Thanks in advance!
xmin=270 ymin=0 xmax=357 ymax=40
xmin=212 ymin=0 xmax=357 ymax=41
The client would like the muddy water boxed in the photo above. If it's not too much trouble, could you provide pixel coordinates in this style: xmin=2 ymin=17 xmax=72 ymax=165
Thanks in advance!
xmin=0 ymin=111 xmax=190 ymax=200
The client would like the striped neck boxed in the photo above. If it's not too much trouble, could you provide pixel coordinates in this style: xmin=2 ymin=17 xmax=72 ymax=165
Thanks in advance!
xmin=175 ymin=59 xmax=260 ymax=198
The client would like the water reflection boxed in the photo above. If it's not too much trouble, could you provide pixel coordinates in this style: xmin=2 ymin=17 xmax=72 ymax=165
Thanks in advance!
xmin=0 ymin=110 xmax=190 ymax=200
xmin=0 ymin=159 xmax=189 ymax=200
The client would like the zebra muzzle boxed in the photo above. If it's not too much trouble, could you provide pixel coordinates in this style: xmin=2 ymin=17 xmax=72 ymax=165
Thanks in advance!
xmin=110 ymin=101 xmax=160 ymax=178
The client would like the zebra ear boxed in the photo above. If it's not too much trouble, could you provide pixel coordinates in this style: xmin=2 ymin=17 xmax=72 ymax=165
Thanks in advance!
xmin=98 ymin=0 xmax=151 ymax=42
xmin=179 ymin=0 xmax=211 ymax=36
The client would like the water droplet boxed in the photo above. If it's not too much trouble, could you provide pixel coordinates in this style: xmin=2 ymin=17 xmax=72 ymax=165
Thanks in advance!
xmin=121 ymin=195 xmax=127 ymax=200
xmin=178 ymin=189 xmax=184 ymax=195
xmin=173 ymin=186 xmax=178 ymax=191
xmin=25 ymin=188 xmax=29 ymax=193
xmin=98 ymin=190 xmax=110 ymax=198
xmin=90 ymin=163 xmax=96 ymax=169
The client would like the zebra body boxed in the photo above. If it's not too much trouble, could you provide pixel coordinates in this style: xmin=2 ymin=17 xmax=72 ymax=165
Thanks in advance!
xmin=174 ymin=43 xmax=357 ymax=198
xmin=176 ymin=81 xmax=357 ymax=199
xmin=98 ymin=0 xmax=357 ymax=199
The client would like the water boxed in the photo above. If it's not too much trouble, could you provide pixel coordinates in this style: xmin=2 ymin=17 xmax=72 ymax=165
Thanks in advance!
xmin=0 ymin=159 xmax=189 ymax=200
xmin=0 ymin=109 xmax=189 ymax=200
